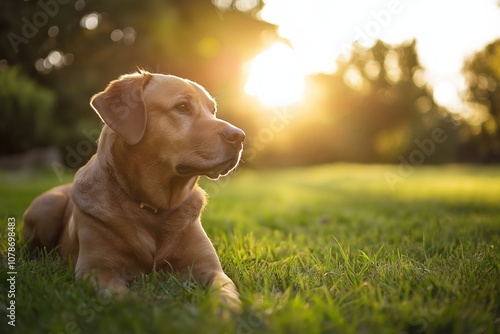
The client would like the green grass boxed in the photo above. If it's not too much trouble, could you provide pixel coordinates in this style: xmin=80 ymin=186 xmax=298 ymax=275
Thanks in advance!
xmin=1 ymin=165 xmax=500 ymax=334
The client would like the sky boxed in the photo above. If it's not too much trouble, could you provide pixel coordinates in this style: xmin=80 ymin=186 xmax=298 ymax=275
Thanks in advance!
xmin=244 ymin=0 xmax=500 ymax=110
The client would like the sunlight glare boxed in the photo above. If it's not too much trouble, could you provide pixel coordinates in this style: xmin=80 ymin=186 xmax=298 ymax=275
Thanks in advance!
xmin=433 ymin=82 xmax=460 ymax=108
xmin=245 ymin=43 xmax=305 ymax=107
xmin=255 ymin=0 xmax=500 ymax=114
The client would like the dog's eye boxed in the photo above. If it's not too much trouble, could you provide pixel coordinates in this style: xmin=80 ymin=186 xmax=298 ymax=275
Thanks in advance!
xmin=174 ymin=103 xmax=190 ymax=114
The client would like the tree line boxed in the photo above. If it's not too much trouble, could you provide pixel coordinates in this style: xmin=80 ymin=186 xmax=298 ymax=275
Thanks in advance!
xmin=1 ymin=0 xmax=498 ymax=166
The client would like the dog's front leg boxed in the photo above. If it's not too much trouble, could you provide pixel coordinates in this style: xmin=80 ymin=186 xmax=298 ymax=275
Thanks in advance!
xmin=172 ymin=219 xmax=241 ymax=311
xmin=73 ymin=212 xmax=136 ymax=297
xmin=208 ymin=271 xmax=241 ymax=311
xmin=77 ymin=269 xmax=130 ymax=297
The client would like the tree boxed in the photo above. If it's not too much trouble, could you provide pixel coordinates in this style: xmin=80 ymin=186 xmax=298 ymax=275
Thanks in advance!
xmin=0 ymin=0 xmax=274 ymax=159
xmin=0 ymin=66 xmax=55 ymax=154
xmin=462 ymin=39 xmax=500 ymax=162
xmin=254 ymin=40 xmax=459 ymax=166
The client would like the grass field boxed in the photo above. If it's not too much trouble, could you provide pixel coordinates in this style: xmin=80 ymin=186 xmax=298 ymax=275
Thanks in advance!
xmin=1 ymin=164 xmax=499 ymax=334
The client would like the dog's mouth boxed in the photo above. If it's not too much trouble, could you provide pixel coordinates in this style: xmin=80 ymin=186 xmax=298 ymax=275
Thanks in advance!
xmin=176 ymin=151 xmax=242 ymax=180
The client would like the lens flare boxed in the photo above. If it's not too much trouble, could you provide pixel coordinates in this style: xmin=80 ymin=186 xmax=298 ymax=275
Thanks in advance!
xmin=245 ymin=43 xmax=305 ymax=108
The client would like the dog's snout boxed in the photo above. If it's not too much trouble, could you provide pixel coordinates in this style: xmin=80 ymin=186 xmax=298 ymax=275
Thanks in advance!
xmin=221 ymin=126 xmax=245 ymax=145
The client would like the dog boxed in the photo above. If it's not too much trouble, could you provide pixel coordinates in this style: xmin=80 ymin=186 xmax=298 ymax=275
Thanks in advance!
xmin=23 ymin=71 xmax=245 ymax=310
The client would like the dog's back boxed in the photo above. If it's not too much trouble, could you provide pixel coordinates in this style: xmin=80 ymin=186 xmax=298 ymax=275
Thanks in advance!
xmin=23 ymin=184 xmax=74 ymax=254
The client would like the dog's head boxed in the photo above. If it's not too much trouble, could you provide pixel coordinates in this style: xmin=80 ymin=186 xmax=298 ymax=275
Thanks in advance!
xmin=90 ymin=71 xmax=245 ymax=180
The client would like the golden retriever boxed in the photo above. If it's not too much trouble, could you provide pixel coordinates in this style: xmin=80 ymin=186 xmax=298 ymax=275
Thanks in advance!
xmin=23 ymin=71 xmax=245 ymax=310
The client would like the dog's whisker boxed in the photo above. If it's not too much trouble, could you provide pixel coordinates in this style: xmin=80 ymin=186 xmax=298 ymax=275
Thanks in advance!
xmin=145 ymin=159 xmax=162 ymax=173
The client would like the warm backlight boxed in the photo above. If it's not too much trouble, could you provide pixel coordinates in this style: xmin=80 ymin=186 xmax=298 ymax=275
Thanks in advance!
xmin=244 ymin=42 xmax=305 ymax=108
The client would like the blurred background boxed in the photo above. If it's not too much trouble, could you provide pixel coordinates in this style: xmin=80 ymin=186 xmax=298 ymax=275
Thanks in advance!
xmin=1 ymin=0 xmax=500 ymax=170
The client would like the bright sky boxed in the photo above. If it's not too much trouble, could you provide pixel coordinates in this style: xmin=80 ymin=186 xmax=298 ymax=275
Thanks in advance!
xmin=245 ymin=0 xmax=500 ymax=109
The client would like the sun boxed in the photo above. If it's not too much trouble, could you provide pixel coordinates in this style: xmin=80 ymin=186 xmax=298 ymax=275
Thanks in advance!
xmin=244 ymin=42 xmax=306 ymax=108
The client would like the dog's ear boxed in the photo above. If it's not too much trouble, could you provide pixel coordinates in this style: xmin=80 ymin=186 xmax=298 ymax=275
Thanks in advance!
xmin=90 ymin=72 xmax=152 ymax=145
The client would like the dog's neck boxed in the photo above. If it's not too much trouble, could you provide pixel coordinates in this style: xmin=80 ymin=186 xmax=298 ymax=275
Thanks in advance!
xmin=106 ymin=163 xmax=198 ymax=214
xmin=99 ymin=130 xmax=198 ymax=213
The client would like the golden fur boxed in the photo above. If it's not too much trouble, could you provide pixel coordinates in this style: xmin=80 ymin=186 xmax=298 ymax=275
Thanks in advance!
xmin=23 ymin=71 xmax=245 ymax=309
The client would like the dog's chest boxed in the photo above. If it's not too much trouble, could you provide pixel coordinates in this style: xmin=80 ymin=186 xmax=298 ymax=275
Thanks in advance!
xmin=113 ymin=187 xmax=206 ymax=272
xmin=133 ymin=211 xmax=198 ymax=271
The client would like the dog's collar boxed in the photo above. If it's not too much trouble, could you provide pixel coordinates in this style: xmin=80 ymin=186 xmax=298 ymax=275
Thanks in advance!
xmin=106 ymin=163 xmax=160 ymax=214
xmin=139 ymin=202 xmax=159 ymax=214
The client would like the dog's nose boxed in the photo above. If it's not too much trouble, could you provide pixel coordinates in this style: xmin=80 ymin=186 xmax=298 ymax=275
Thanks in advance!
xmin=222 ymin=126 xmax=245 ymax=145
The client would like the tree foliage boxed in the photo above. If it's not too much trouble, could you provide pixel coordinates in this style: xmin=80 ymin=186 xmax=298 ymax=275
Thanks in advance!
xmin=0 ymin=0 xmax=498 ymax=164
xmin=0 ymin=66 xmax=55 ymax=154
xmin=252 ymin=41 xmax=462 ymax=166
xmin=0 ymin=0 xmax=272 ymax=155
xmin=462 ymin=39 xmax=500 ymax=161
